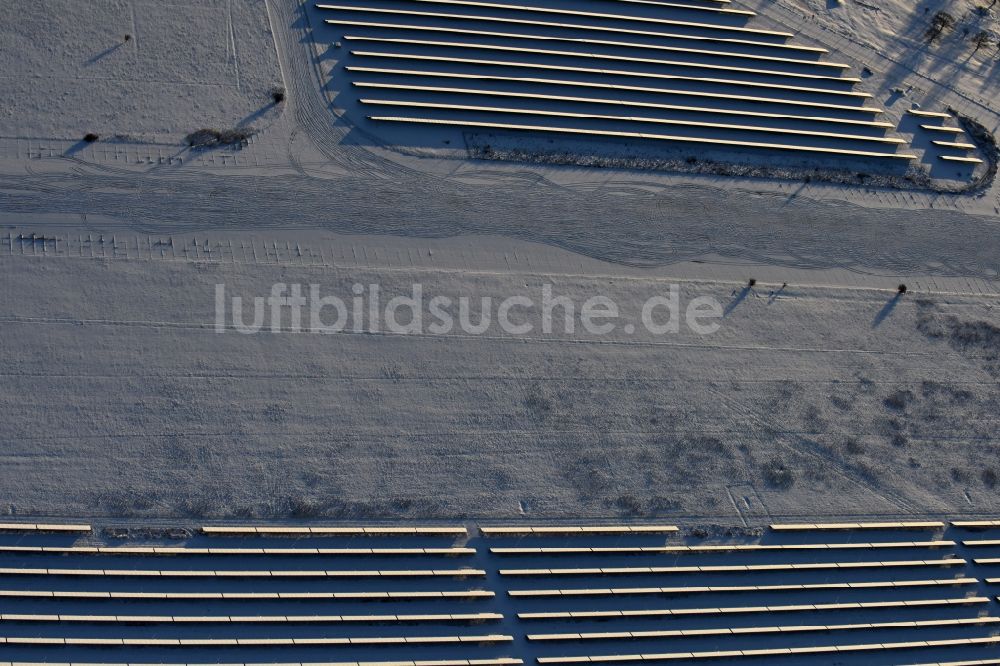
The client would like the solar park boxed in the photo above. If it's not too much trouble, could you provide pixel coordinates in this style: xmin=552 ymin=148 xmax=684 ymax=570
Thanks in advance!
xmin=1 ymin=2 xmax=999 ymax=664
xmin=0 ymin=520 xmax=998 ymax=664
xmin=309 ymin=0 xmax=985 ymax=170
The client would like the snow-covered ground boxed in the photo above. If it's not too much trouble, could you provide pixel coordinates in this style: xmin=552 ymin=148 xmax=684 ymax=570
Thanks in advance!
xmin=0 ymin=244 xmax=998 ymax=521
xmin=0 ymin=0 xmax=997 ymax=523
xmin=747 ymin=0 xmax=1000 ymax=126
xmin=781 ymin=0 xmax=999 ymax=78
xmin=0 ymin=0 xmax=283 ymax=141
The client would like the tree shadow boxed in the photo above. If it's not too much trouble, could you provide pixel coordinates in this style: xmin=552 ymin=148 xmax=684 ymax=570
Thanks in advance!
xmin=783 ymin=183 xmax=808 ymax=203
xmin=872 ymin=292 xmax=904 ymax=328
xmin=85 ymin=43 xmax=123 ymax=66
xmin=64 ymin=139 xmax=94 ymax=156
xmin=767 ymin=284 xmax=788 ymax=304
xmin=238 ymin=101 xmax=279 ymax=128
xmin=724 ymin=286 xmax=753 ymax=318
xmin=885 ymin=88 xmax=906 ymax=107
xmin=880 ymin=5 xmax=939 ymax=93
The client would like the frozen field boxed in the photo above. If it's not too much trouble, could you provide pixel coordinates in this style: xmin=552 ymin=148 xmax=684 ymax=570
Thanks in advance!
xmin=0 ymin=0 xmax=998 ymax=528
xmin=0 ymin=0 xmax=283 ymax=141
xmin=1 ymin=248 xmax=998 ymax=521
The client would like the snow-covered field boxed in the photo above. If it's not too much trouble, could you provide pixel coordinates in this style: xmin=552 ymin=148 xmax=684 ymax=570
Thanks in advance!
xmin=1 ymin=250 xmax=998 ymax=521
xmin=0 ymin=0 xmax=283 ymax=141
xmin=751 ymin=0 xmax=1000 ymax=124
xmin=0 ymin=0 xmax=997 ymax=524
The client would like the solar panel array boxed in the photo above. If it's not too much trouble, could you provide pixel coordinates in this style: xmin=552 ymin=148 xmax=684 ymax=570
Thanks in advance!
xmin=313 ymin=0 xmax=927 ymax=164
xmin=904 ymin=109 xmax=985 ymax=167
xmin=0 ymin=520 xmax=999 ymax=665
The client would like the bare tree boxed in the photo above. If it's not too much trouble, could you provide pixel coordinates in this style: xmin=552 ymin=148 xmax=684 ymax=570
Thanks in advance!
xmin=972 ymin=30 xmax=993 ymax=52
xmin=926 ymin=11 xmax=957 ymax=42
